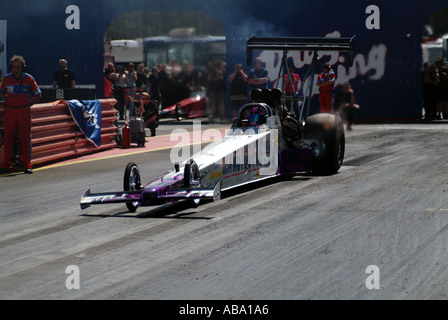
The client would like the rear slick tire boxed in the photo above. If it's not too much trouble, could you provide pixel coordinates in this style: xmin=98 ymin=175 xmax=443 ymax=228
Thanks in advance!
xmin=303 ymin=113 xmax=345 ymax=175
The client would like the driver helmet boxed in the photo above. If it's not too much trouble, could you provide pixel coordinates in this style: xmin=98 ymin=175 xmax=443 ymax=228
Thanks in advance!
xmin=248 ymin=106 xmax=266 ymax=126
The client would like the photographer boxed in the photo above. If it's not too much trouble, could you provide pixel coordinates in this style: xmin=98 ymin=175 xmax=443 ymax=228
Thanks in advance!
xmin=228 ymin=63 xmax=248 ymax=118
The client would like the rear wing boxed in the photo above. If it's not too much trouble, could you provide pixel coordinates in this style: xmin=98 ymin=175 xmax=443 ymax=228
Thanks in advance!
xmin=246 ymin=35 xmax=356 ymax=122
xmin=247 ymin=35 xmax=356 ymax=66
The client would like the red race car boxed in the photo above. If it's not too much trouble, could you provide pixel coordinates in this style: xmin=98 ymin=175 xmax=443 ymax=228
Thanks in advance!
xmin=160 ymin=90 xmax=207 ymax=121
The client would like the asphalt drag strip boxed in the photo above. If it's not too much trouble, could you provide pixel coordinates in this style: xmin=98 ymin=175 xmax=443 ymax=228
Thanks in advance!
xmin=0 ymin=122 xmax=447 ymax=301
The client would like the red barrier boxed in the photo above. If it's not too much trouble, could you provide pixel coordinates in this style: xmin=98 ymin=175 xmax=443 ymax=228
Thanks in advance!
xmin=0 ymin=98 xmax=118 ymax=169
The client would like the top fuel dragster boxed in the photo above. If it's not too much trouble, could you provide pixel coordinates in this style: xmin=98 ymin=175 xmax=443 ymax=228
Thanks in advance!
xmin=80 ymin=35 xmax=355 ymax=212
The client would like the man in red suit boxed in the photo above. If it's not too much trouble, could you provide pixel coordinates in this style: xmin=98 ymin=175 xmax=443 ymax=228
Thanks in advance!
xmin=1 ymin=55 xmax=41 ymax=173
xmin=316 ymin=63 xmax=335 ymax=113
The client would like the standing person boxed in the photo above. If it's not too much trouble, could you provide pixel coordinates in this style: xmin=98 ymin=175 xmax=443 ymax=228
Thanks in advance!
xmin=423 ymin=63 xmax=439 ymax=120
xmin=207 ymin=60 xmax=226 ymax=119
xmin=114 ymin=66 xmax=128 ymax=120
xmin=135 ymin=63 xmax=147 ymax=91
xmin=103 ymin=63 xmax=117 ymax=98
xmin=316 ymin=63 xmax=335 ymax=113
xmin=228 ymin=63 xmax=248 ymax=118
xmin=126 ymin=63 xmax=137 ymax=89
xmin=334 ymin=82 xmax=360 ymax=131
xmin=157 ymin=64 xmax=172 ymax=109
xmin=248 ymin=57 xmax=269 ymax=91
xmin=422 ymin=63 xmax=438 ymax=120
xmin=147 ymin=67 xmax=161 ymax=104
xmin=436 ymin=60 xmax=448 ymax=120
xmin=284 ymin=64 xmax=301 ymax=115
xmin=52 ymin=58 xmax=76 ymax=89
xmin=0 ymin=55 xmax=41 ymax=173
xmin=176 ymin=61 xmax=197 ymax=101
xmin=126 ymin=63 xmax=138 ymax=116
xmin=0 ymin=69 xmax=3 ymax=102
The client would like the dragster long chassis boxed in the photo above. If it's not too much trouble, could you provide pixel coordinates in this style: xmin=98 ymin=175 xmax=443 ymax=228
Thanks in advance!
xmin=80 ymin=116 xmax=313 ymax=211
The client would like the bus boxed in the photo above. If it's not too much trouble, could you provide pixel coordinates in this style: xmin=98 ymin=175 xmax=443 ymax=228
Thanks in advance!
xmin=108 ymin=39 xmax=143 ymax=69
xmin=422 ymin=33 xmax=448 ymax=65
xmin=142 ymin=35 xmax=226 ymax=69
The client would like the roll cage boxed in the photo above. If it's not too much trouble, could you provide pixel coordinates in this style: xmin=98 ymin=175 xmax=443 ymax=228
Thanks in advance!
xmin=235 ymin=102 xmax=273 ymax=128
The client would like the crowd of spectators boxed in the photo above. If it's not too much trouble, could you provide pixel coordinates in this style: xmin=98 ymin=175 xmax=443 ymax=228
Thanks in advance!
xmin=103 ymin=60 xmax=226 ymax=120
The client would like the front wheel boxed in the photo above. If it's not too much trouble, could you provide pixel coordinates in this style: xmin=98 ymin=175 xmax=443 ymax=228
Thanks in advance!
xmin=302 ymin=113 xmax=345 ymax=175
xmin=184 ymin=159 xmax=201 ymax=207
xmin=124 ymin=162 xmax=141 ymax=212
